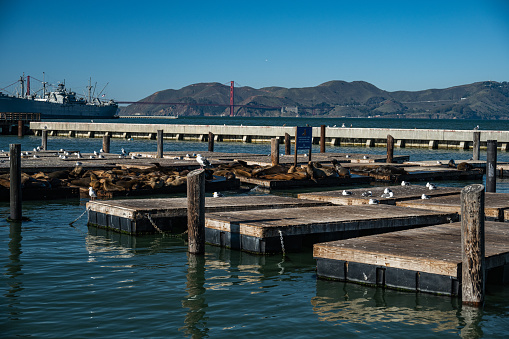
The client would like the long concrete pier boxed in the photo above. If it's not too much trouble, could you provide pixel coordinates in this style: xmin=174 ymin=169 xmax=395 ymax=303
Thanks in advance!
xmin=30 ymin=122 xmax=509 ymax=150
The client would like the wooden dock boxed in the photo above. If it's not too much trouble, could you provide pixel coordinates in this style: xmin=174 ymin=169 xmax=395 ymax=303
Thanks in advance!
xmin=204 ymin=205 xmax=458 ymax=254
xmin=396 ymin=192 xmax=509 ymax=221
xmin=314 ymin=221 xmax=509 ymax=296
xmin=298 ymin=184 xmax=461 ymax=205
xmin=87 ymin=195 xmax=331 ymax=234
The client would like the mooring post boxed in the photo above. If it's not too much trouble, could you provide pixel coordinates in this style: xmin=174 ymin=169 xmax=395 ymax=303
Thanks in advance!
xmin=208 ymin=132 xmax=214 ymax=152
xmin=460 ymin=184 xmax=485 ymax=307
xmin=157 ymin=129 xmax=163 ymax=158
xmin=387 ymin=134 xmax=394 ymax=163
xmin=486 ymin=140 xmax=497 ymax=193
xmin=284 ymin=133 xmax=291 ymax=155
xmin=102 ymin=135 xmax=110 ymax=153
xmin=17 ymin=120 xmax=23 ymax=137
xmin=10 ymin=144 xmax=22 ymax=221
xmin=187 ymin=169 xmax=205 ymax=254
xmin=473 ymin=131 xmax=480 ymax=161
xmin=320 ymin=125 xmax=326 ymax=153
xmin=41 ymin=130 xmax=48 ymax=150
xmin=271 ymin=138 xmax=279 ymax=166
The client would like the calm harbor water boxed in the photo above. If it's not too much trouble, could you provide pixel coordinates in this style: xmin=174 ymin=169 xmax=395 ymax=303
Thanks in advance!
xmin=2 ymin=117 xmax=509 ymax=338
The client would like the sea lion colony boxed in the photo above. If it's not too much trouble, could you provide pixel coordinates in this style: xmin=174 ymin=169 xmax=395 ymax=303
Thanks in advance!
xmin=0 ymin=160 xmax=350 ymax=197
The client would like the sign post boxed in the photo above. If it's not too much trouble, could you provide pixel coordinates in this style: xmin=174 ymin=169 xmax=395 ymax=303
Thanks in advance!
xmin=294 ymin=126 xmax=312 ymax=167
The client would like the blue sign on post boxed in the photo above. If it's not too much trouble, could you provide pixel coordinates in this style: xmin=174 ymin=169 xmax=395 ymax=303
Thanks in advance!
xmin=296 ymin=126 xmax=312 ymax=150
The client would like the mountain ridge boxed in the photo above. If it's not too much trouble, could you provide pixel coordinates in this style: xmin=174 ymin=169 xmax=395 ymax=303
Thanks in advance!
xmin=119 ymin=80 xmax=509 ymax=119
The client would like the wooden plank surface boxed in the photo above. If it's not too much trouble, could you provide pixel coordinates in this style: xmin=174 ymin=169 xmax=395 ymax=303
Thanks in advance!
xmin=205 ymin=204 xmax=457 ymax=238
xmin=299 ymin=184 xmax=460 ymax=205
xmin=313 ymin=221 xmax=509 ymax=277
xmin=86 ymin=195 xmax=331 ymax=219
xmin=397 ymin=192 xmax=509 ymax=220
xmin=238 ymin=175 xmax=372 ymax=189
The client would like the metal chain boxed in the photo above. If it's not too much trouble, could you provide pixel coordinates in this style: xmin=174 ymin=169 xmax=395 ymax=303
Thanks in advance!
xmin=145 ymin=213 xmax=188 ymax=238
xmin=70 ymin=208 xmax=88 ymax=226
xmin=278 ymin=230 xmax=286 ymax=256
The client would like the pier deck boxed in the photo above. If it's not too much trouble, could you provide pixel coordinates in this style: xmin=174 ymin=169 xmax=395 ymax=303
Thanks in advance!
xmin=298 ymin=185 xmax=461 ymax=205
xmin=204 ymin=205 xmax=458 ymax=254
xmin=87 ymin=195 xmax=331 ymax=234
xmin=396 ymin=192 xmax=509 ymax=221
xmin=314 ymin=221 xmax=509 ymax=296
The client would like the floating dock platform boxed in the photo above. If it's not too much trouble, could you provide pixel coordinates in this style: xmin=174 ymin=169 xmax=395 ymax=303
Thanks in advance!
xmin=314 ymin=221 xmax=509 ymax=296
xmin=87 ymin=195 xmax=331 ymax=235
xmin=298 ymin=185 xmax=461 ymax=205
xmin=204 ymin=205 xmax=458 ymax=254
xmin=396 ymin=192 xmax=509 ymax=221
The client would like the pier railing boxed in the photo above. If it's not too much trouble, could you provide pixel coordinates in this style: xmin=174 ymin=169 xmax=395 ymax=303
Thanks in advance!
xmin=1 ymin=112 xmax=41 ymax=123
xmin=29 ymin=121 xmax=509 ymax=150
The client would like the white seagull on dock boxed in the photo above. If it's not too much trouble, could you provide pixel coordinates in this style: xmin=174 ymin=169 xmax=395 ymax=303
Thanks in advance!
xmin=89 ymin=187 xmax=97 ymax=200
xmin=196 ymin=154 xmax=211 ymax=169
xmin=421 ymin=194 xmax=430 ymax=200
xmin=213 ymin=192 xmax=224 ymax=197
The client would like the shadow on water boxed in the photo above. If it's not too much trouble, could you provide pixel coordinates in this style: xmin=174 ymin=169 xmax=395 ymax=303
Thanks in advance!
xmin=5 ymin=221 xmax=23 ymax=321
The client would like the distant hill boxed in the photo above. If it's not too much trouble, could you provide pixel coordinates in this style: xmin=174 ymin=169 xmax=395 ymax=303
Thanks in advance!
xmin=119 ymin=80 xmax=509 ymax=119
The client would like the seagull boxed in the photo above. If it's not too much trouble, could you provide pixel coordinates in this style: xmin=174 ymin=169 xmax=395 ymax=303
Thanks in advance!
xmin=213 ymin=192 xmax=224 ymax=197
xmin=381 ymin=191 xmax=394 ymax=198
xmin=361 ymin=191 xmax=372 ymax=197
xmin=436 ymin=161 xmax=442 ymax=165
xmin=99 ymin=148 xmax=104 ymax=153
xmin=64 ymin=151 xmax=70 ymax=156
xmin=131 ymin=155 xmax=137 ymax=159
xmin=428 ymin=183 xmax=437 ymax=190
xmin=342 ymin=190 xmax=352 ymax=196
xmin=196 ymin=154 xmax=211 ymax=169
xmin=89 ymin=155 xmax=95 ymax=159
xmin=368 ymin=199 xmax=379 ymax=205
xmin=76 ymin=152 xmax=83 ymax=158
xmin=345 ymin=155 xmax=350 ymax=158
xmin=75 ymin=161 xmax=82 ymax=166
xmin=121 ymin=148 xmax=126 ymax=155
xmin=33 ymin=154 xmax=39 ymax=158
xmin=363 ymin=155 xmax=369 ymax=159
xmin=98 ymin=154 xmax=105 ymax=159
xmin=383 ymin=188 xmax=392 ymax=194
xmin=33 ymin=148 xmax=38 ymax=152
xmin=401 ymin=181 xmax=410 ymax=186
xmin=474 ymin=125 xmax=479 ymax=130
xmin=93 ymin=151 xmax=98 ymax=156
xmin=421 ymin=194 xmax=430 ymax=200
xmin=89 ymin=187 xmax=97 ymax=200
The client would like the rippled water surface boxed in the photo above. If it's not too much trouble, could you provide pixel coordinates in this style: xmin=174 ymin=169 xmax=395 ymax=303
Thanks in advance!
xmin=2 ymin=117 xmax=509 ymax=338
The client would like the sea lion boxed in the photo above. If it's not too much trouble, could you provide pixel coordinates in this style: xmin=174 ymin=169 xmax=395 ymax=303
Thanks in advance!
xmin=252 ymin=164 xmax=287 ymax=177
xmin=457 ymin=162 xmax=473 ymax=171
xmin=306 ymin=162 xmax=316 ymax=181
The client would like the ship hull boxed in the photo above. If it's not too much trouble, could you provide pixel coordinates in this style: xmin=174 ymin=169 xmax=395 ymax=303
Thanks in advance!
xmin=0 ymin=95 xmax=118 ymax=119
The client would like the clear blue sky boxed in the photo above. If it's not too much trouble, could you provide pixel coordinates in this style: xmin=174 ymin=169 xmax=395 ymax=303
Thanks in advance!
xmin=1 ymin=0 xmax=508 ymax=101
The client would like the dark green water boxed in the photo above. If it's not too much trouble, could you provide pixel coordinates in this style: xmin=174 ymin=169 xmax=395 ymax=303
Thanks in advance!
xmin=2 ymin=117 xmax=509 ymax=338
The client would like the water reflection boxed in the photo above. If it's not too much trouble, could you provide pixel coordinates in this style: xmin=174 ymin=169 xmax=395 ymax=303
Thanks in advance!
xmin=180 ymin=253 xmax=208 ymax=338
xmin=5 ymin=221 xmax=23 ymax=320
xmin=311 ymin=279 xmax=488 ymax=336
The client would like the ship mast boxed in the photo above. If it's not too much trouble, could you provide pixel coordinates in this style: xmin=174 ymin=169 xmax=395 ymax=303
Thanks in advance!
xmin=87 ymin=77 xmax=93 ymax=103
xmin=42 ymin=72 xmax=47 ymax=99
xmin=20 ymin=74 xmax=24 ymax=98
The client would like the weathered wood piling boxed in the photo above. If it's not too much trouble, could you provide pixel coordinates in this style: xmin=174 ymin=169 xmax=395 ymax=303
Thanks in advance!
xmin=9 ymin=144 xmax=22 ymax=221
xmin=187 ymin=169 xmax=206 ymax=254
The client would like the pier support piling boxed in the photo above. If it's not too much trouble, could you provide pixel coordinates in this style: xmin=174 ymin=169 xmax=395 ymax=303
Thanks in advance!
xmin=187 ymin=169 xmax=205 ymax=254
xmin=17 ymin=120 xmax=23 ymax=137
xmin=473 ymin=132 xmax=480 ymax=160
xmin=460 ymin=184 xmax=485 ymax=307
xmin=271 ymin=138 xmax=279 ymax=166
xmin=486 ymin=140 xmax=497 ymax=193
xmin=9 ymin=144 xmax=22 ymax=221
xmin=208 ymin=132 xmax=214 ymax=152
xmin=284 ymin=133 xmax=291 ymax=155
xmin=320 ymin=125 xmax=326 ymax=153
xmin=102 ymin=135 xmax=110 ymax=153
xmin=41 ymin=130 xmax=48 ymax=150
xmin=387 ymin=134 xmax=394 ymax=164
xmin=157 ymin=130 xmax=163 ymax=158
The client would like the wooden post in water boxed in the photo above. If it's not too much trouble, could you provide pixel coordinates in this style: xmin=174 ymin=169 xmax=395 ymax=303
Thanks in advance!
xmin=320 ymin=125 xmax=326 ymax=153
xmin=10 ymin=144 xmax=22 ymax=221
xmin=187 ymin=169 xmax=205 ymax=254
xmin=17 ymin=120 xmax=23 ymax=137
xmin=208 ymin=132 xmax=214 ymax=152
xmin=41 ymin=130 xmax=48 ymax=150
xmin=473 ymin=131 xmax=480 ymax=161
xmin=284 ymin=133 xmax=291 ymax=155
xmin=387 ymin=134 xmax=394 ymax=164
xmin=486 ymin=140 xmax=497 ymax=193
xmin=271 ymin=138 xmax=279 ymax=166
xmin=157 ymin=130 xmax=163 ymax=158
xmin=460 ymin=184 xmax=485 ymax=307
xmin=102 ymin=135 xmax=110 ymax=153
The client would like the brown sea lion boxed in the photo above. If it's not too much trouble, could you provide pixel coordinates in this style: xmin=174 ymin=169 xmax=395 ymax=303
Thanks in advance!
xmin=252 ymin=164 xmax=287 ymax=177
xmin=457 ymin=162 xmax=473 ymax=171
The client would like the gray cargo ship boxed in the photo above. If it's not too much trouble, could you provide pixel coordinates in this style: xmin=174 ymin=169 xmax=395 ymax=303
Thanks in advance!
xmin=0 ymin=75 xmax=118 ymax=119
